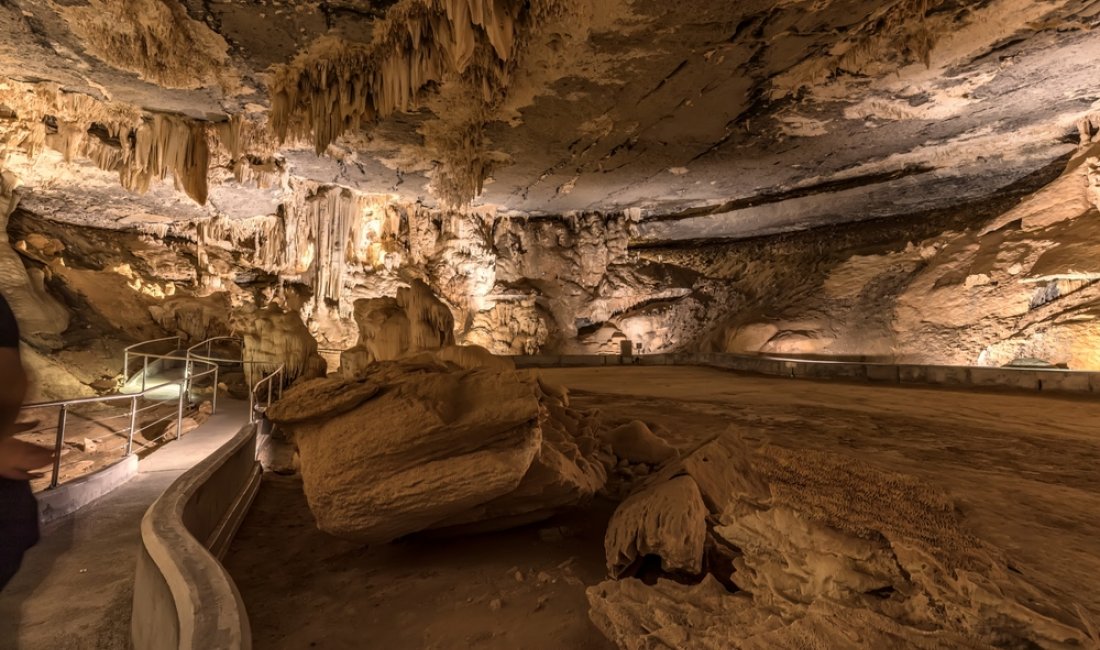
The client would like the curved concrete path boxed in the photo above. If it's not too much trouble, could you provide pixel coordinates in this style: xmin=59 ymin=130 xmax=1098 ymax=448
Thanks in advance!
xmin=0 ymin=400 xmax=250 ymax=650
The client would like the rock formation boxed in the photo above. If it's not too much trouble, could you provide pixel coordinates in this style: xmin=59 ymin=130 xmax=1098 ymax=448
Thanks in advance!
xmin=267 ymin=354 xmax=607 ymax=543
xmin=587 ymin=432 xmax=1096 ymax=649
xmin=698 ymin=139 xmax=1100 ymax=369
xmin=238 ymin=306 xmax=327 ymax=386
xmin=340 ymin=279 xmax=456 ymax=374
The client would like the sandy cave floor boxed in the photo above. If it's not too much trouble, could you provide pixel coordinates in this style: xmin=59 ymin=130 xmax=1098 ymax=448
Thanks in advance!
xmin=224 ymin=366 xmax=1100 ymax=649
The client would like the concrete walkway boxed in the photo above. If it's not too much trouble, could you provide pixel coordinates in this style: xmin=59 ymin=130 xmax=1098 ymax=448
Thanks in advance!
xmin=0 ymin=400 xmax=250 ymax=650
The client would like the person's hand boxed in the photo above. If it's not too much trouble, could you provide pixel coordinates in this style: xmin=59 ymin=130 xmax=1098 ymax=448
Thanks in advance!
xmin=0 ymin=437 xmax=55 ymax=480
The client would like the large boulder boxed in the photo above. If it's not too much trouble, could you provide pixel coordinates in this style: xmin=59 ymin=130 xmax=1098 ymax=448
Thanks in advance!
xmin=268 ymin=355 xmax=607 ymax=543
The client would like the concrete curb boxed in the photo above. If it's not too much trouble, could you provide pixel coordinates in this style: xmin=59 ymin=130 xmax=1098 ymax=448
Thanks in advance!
xmin=132 ymin=424 xmax=260 ymax=650
xmin=37 ymin=454 xmax=139 ymax=525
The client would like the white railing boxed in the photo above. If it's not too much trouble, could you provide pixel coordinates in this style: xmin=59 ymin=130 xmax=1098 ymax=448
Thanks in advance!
xmin=20 ymin=357 xmax=219 ymax=488
xmin=123 ymin=336 xmax=184 ymax=391
xmin=20 ymin=334 xmax=301 ymax=490
xmin=249 ymin=365 xmax=284 ymax=424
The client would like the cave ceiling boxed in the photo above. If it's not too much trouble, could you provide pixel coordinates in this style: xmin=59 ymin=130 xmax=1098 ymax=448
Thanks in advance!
xmin=2 ymin=0 xmax=1100 ymax=242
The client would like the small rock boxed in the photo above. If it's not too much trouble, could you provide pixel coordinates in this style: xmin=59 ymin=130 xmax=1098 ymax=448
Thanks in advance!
xmin=538 ymin=527 xmax=564 ymax=543
xmin=80 ymin=438 xmax=97 ymax=453
xmin=488 ymin=598 xmax=502 ymax=611
xmin=534 ymin=595 xmax=549 ymax=612
xmin=536 ymin=571 xmax=553 ymax=585
xmin=513 ymin=571 xmax=525 ymax=582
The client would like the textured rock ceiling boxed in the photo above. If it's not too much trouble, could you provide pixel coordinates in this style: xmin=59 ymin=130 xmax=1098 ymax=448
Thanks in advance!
xmin=3 ymin=0 xmax=1100 ymax=241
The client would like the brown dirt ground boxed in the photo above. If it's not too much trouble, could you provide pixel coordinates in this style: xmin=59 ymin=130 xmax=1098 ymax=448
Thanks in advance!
xmin=223 ymin=366 xmax=1100 ymax=648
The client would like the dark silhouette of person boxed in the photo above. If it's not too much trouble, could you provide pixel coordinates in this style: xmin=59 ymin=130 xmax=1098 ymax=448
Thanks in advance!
xmin=0 ymin=293 xmax=54 ymax=590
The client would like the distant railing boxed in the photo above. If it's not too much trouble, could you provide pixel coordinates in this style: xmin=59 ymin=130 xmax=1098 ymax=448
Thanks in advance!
xmin=186 ymin=337 xmax=243 ymax=365
xmin=124 ymin=336 xmax=183 ymax=391
xmin=20 ymin=357 xmax=219 ymax=489
xmin=19 ymin=334 xmax=305 ymax=489
xmin=185 ymin=337 xmax=246 ymax=414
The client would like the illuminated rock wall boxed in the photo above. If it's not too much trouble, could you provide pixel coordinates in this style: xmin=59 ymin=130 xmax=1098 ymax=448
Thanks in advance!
xmin=690 ymin=140 xmax=1100 ymax=370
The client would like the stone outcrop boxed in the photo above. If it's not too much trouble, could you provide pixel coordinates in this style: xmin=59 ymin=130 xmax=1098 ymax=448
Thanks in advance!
xmin=599 ymin=420 xmax=677 ymax=465
xmin=698 ymin=142 xmax=1100 ymax=370
xmin=267 ymin=354 xmax=607 ymax=544
xmin=604 ymin=475 xmax=707 ymax=578
xmin=587 ymin=432 xmax=1096 ymax=649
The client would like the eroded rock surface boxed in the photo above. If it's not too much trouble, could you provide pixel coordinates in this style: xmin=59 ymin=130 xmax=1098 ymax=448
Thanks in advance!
xmin=588 ymin=433 xmax=1096 ymax=649
xmin=268 ymin=355 xmax=607 ymax=543
xmin=604 ymin=476 xmax=707 ymax=578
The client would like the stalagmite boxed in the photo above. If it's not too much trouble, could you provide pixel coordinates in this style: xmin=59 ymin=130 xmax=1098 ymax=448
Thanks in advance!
xmin=341 ymin=278 xmax=457 ymax=372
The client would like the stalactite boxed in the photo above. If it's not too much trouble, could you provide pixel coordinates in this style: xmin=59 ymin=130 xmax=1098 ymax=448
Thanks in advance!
xmin=0 ymin=80 xmax=278 ymax=206
xmin=269 ymin=0 xmax=573 ymax=206
xmin=280 ymin=184 xmax=404 ymax=304
xmin=119 ymin=114 xmax=210 ymax=204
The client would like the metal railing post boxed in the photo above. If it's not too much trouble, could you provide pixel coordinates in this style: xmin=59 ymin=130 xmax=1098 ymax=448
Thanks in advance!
xmin=266 ymin=371 xmax=273 ymax=409
xmin=212 ymin=367 xmax=219 ymax=415
xmin=124 ymin=350 xmax=130 ymax=383
xmin=50 ymin=405 xmax=67 ymax=488
xmin=127 ymin=395 xmax=138 ymax=455
xmin=176 ymin=365 xmax=187 ymax=440
xmin=142 ymin=355 xmax=148 ymax=392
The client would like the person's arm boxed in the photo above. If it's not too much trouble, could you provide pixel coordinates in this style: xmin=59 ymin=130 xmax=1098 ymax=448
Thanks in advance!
xmin=0 ymin=296 xmax=52 ymax=479
xmin=0 ymin=346 xmax=27 ymax=441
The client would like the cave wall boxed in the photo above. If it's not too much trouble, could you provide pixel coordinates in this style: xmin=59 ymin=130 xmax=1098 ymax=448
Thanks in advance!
xmin=10 ymin=124 xmax=1100 ymax=400
xmin=674 ymin=140 xmax=1100 ymax=370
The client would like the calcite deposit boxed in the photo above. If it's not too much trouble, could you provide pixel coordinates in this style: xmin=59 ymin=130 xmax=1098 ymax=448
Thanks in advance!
xmin=238 ymin=306 xmax=327 ymax=385
xmin=340 ymin=278 xmax=456 ymax=374
xmin=268 ymin=354 xmax=608 ymax=543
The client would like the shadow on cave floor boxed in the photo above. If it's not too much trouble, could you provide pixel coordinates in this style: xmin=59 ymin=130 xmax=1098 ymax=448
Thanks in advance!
xmin=224 ymin=473 xmax=618 ymax=650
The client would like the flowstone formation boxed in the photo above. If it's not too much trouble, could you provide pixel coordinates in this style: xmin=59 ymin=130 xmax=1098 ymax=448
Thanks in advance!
xmin=267 ymin=353 xmax=608 ymax=543
xmin=238 ymin=305 xmax=327 ymax=386
xmin=587 ymin=433 xmax=1098 ymax=649
xmin=340 ymin=278 xmax=456 ymax=374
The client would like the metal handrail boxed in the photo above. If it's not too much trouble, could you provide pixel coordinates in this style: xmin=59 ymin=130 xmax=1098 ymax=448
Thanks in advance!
xmin=185 ymin=336 xmax=242 ymax=362
xmin=124 ymin=336 xmax=182 ymax=383
xmin=20 ymin=334 xmax=263 ymax=490
xmin=21 ymin=357 xmax=218 ymax=489
xmin=249 ymin=365 xmax=285 ymax=424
